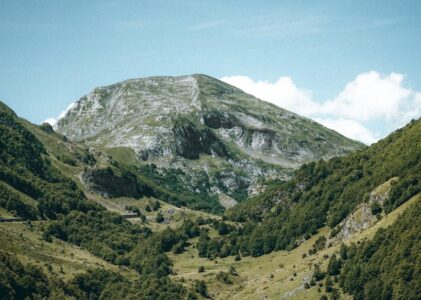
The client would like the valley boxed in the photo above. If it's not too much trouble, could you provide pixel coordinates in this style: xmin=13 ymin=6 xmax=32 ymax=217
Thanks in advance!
xmin=0 ymin=75 xmax=420 ymax=299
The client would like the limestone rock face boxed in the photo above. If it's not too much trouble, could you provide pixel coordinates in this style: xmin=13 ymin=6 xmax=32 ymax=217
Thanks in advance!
xmin=56 ymin=74 xmax=363 ymax=206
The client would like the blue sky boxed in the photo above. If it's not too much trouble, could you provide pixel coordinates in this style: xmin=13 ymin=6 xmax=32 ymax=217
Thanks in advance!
xmin=1 ymin=0 xmax=421 ymax=143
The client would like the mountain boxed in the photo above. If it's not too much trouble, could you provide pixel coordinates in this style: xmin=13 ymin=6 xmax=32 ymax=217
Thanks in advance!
xmin=201 ymin=117 xmax=421 ymax=257
xmin=56 ymin=74 xmax=363 ymax=211
xmin=0 ymin=101 xmax=192 ymax=299
xmin=186 ymin=115 xmax=421 ymax=299
xmin=0 ymin=98 xmax=419 ymax=299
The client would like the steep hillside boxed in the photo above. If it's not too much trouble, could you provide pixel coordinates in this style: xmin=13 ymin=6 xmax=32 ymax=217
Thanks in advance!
xmin=200 ymin=116 xmax=421 ymax=258
xmin=0 ymin=101 xmax=95 ymax=221
xmin=56 ymin=74 xmax=362 ymax=211
xmin=168 ymin=194 xmax=420 ymax=299
xmin=339 ymin=196 xmax=421 ymax=299
xmin=0 ymin=101 xmax=199 ymax=299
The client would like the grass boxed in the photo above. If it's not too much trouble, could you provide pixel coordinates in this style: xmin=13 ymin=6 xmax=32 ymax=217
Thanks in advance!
xmin=0 ymin=207 xmax=14 ymax=218
xmin=371 ymin=176 xmax=398 ymax=196
xmin=102 ymin=147 xmax=139 ymax=167
xmin=0 ymin=221 xmax=138 ymax=282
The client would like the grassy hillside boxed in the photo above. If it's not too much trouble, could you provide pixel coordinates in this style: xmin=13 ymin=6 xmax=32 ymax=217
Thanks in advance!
xmin=168 ymin=193 xmax=420 ymax=299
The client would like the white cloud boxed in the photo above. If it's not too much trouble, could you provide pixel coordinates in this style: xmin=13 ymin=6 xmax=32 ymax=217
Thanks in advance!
xmin=221 ymin=71 xmax=421 ymax=145
xmin=321 ymin=72 xmax=412 ymax=121
xmin=315 ymin=118 xmax=378 ymax=145
xmin=220 ymin=75 xmax=319 ymax=116
xmin=43 ymin=101 xmax=76 ymax=127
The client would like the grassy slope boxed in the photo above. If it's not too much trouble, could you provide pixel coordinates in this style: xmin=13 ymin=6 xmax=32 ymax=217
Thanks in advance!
xmin=169 ymin=192 xmax=420 ymax=299
xmin=0 ymin=222 xmax=138 ymax=282
xmin=87 ymin=193 xmax=220 ymax=232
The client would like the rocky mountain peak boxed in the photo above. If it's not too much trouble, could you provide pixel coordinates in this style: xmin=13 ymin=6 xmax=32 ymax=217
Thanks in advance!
xmin=55 ymin=74 xmax=363 ymax=208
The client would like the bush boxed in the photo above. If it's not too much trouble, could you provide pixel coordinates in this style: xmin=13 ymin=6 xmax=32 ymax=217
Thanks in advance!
xmin=216 ymin=271 xmax=232 ymax=284
xmin=313 ymin=265 xmax=326 ymax=281
xmin=151 ymin=200 xmax=161 ymax=211
xmin=156 ymin=212 xmax=164 ymax=223
xmin=195 ymin=280 xmax=208 ymax=297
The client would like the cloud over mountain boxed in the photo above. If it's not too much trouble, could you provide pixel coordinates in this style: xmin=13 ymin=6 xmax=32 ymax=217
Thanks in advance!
xmin=222 ymin=71 xmax=421 ymax=144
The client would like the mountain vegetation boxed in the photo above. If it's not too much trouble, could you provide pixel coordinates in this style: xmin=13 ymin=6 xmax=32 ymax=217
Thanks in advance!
xmin=0 ymin=101 xmax=196 ymax=299
xmin=0 ymin=71 xmax=420 ymax=299
xmin=193 ymin=118 xmax=421 ymax=258
xmin=339 ymin=198 xmax=421 ymax=299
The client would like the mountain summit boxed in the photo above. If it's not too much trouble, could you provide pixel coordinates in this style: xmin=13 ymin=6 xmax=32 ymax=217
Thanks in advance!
xmin=56 ymin=74 xmax=363 ymax=210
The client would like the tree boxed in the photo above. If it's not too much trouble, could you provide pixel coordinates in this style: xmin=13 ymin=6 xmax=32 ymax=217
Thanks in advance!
xmin=330 ymin=288 xmax=340 ymax=300
xmin=370 ymin=202 xmax=382 ymax=215
xmin=327 ymin=254 xmax=341 ymax=276
xmin=339 ymin=244 xmax=347 ymax=260
xmin=325 ymin=276 xmax=333 ymax=293
xmin=198 ymin=266 xmax=205 ymax=273
xmin=195 ymin=280 xmax=208 ymax=297
xmin=313 ymin=264 xmax=326 ymax=282
xmin=152 ymin=200 xmax=161 ymax=211
xmin=156 ymin=212 xmax=164 ymax=223
xmin=173 ymin=240 xmax=184 ymax=254
xmin=217 ymin=222 xmax=230 ymax=235
xmin=140 ymin=214 xmax=147 ymax=223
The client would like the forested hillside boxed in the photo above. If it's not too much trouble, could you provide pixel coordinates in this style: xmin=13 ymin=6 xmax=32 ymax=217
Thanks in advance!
xmin=339 ymin=198 xmax=421 ymax=299
xmin=0 ymin=101 xmax=196 ymax=299
xmin=0 ymin=102 xmax=95 ymax=220
xmin=199 ymin=117 xmax=421 ymax=257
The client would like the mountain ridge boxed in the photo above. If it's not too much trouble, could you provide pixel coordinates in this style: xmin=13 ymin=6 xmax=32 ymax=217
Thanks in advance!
xmin=56 ymin=74 xmax=362 ymax=166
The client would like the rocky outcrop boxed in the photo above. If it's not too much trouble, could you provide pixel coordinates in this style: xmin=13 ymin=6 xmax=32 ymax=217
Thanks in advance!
xmin=82 ymin=167 xmax=152 ymax=199
xmin=173 ymin=120 xmax=230 ymax=159
xmin=335 ymin=178 xmax=396 ymax=240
